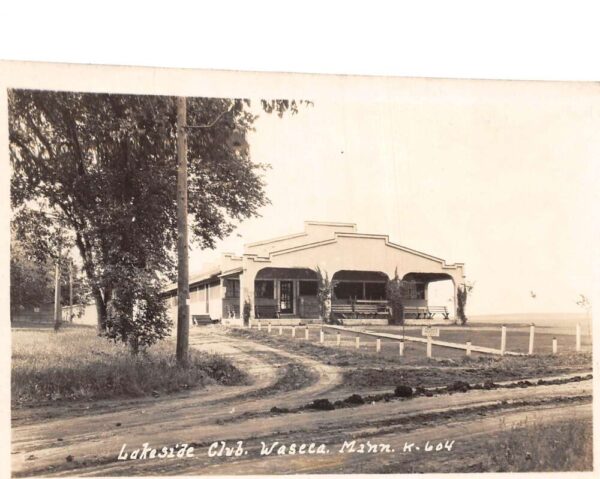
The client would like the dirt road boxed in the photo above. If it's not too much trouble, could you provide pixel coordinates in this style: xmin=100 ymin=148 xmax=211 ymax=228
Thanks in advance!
xmin=11 ymin=328 xmax=592 ymax=476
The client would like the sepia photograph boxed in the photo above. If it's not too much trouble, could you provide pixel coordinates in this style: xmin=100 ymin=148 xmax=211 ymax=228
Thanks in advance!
xmin=1 ymin=58 xmax=596 ymax=477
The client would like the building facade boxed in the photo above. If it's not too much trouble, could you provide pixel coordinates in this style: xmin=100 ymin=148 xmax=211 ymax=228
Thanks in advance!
xmin=163 ymin=221 xmax=466 ymax=325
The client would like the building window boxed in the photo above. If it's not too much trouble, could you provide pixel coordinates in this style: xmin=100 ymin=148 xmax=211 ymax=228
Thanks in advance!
xmin=255 ymin=280 xmax=274 ymax=298
xmin=365 ymin=282 xmax=386 ymax=300
xmin=405 ymin=281 xmax=426 ymax=300
xmin=334 ymin=281 xmax=363 ymax=300
xmin=299 ymin=281 xmax=318 ymax=296
xmin=225 ymin=279 xmax=240 ymax=298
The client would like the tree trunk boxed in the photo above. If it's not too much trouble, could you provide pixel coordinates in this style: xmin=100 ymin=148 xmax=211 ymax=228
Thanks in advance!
xmin=93 ymin=288 xmax=107 ymax=335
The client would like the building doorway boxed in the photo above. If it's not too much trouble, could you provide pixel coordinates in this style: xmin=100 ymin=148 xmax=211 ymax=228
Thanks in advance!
xmin=279 ymin=280 xmax=294 ymax=314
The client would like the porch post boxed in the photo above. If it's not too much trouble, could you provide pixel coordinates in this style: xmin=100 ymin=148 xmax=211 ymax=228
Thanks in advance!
xmin=453 ymin=281 xmax=459 ymax=320
xmin=238 ymin=271 xmax=245 ymax=321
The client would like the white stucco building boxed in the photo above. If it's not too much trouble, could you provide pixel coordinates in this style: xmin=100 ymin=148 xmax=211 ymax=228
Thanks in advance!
xmin=163 ymin=221 xmax=466 ymax=325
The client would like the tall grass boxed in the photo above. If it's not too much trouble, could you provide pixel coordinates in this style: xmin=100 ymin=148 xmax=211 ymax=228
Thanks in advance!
xmin=12 ymin=323 xmax=248 ymax=404
xmin=486 ymin=417 xmax=592 ymax=472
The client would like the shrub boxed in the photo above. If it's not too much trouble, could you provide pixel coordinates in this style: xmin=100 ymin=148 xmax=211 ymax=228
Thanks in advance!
xmin=394 ymin=385 xmax=414 ymax=398
xmin=344 ymin=394 xmax=365 ymax=405
xmin=457 ymin=283 xmax=474 ymax=326
xmin=308 ymin=398 xmax=335 ymax=410
xmin=386 ymin=269 xmax=406 ymax=325
xmin=447 ymin=380 xmax=471 ymax=392
xmin=270 ymin=406 xmax=290 ymax=414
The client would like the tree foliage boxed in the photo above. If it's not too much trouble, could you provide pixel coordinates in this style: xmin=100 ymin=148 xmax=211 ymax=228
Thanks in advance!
xmin=315 ymin=266 xmax=332 ymax=322
xmin=386 ymin=268 xmax=406 ymax=325
xmin=457 ymin=282 xmax=474 ymax=326
xmin=9 ymin=90 xmax=301 ymax=349
xmin=10 ymin=234 xmax=54 ymax=316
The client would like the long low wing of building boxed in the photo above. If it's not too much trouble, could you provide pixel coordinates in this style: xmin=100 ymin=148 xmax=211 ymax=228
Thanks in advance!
xmin=162 ymin=221 xmax=466 ymax=325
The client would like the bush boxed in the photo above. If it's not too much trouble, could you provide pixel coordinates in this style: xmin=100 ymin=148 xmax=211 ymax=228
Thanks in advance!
xmin=394 ymin=385 xmax=414 ymax=398
xmin=447 ymin=380 xmax=471 ymax=392
xmin=308 ymin=398 xmax=335 ymax=410
xmin=270 ymin=406 xmax=290 ymax=414
xmin=344 ymin=394 xmax=365 ymax=405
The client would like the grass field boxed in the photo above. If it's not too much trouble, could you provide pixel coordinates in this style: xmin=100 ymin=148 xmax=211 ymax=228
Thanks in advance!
xmin=11 ymin=321 xmax=249 ymax=406
xmin=481 ymin=417 xmax=593 ymax=472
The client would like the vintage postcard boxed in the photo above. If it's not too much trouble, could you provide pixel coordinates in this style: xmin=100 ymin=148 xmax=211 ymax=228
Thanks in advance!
xmin=1 ymin=60 xmax=597 ymax=477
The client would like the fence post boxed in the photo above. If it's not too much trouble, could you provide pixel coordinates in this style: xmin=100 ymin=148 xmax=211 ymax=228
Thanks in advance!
xmin=576 ymin=323 xmax=581 ymax=352
xmin=528 ymin=323 xmax=535 ymax=355
xmin=376 ymin=338 xmax=381 ymax=353
xmin=337 ymin=332 xmax=341 ymax=346
xmin=305 ymin=326 xmax=309 ymax=340
xmin=466 ymin=340 xmax=472 ymax=356
xmin=399 ymin=341 xmax=404 ymax=357
xmin=427 ymin=335 xmax=432 ymax=358
xmin=268 ymin=322 xmax=272 ymax=334
xmin=292 ymin=326 xmax=296 ymax=338
xmin=355 ymin=335 xmax=360 ymax=349
xmin=320 ymin=329 xmax=324 ymax=344
xmin=552 ymin=337 xmax=557 ymax=355
xmin=258 ymin=321 xmax=262 ymax=331
xmin=279 ymin=325 xmax=283 ymax=335
xmin=500 ymin=325 xmax=506 ymax=355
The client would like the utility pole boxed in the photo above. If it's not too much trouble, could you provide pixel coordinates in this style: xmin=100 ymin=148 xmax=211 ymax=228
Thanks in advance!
xmin=175 ymin=96 xmax=190 ymax=365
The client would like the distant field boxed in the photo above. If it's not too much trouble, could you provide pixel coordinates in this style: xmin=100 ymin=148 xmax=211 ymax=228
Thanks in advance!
xmin=470 ymin=312 xmax=591 ymax=329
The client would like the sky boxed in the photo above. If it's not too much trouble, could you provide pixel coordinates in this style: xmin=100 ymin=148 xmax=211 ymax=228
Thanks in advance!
xmin=189 ymin=79 xmax=600 ymax=315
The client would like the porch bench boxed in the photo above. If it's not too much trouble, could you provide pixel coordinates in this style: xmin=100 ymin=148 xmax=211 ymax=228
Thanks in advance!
xmin=427 ymin=305 xmax=450 ymax=319
xmin=255 ymin=304 xmax=280 ymax=319
xmin=192 ymin=314 xmax=213 ymax=326
xmin=332 ymin=303 xmax=389 ymax=319
xmin=403 ymin=306 xmax=429 ymax=319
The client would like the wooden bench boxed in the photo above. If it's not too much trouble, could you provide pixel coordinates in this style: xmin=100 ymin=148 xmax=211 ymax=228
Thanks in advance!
xmin=255 ymin=304 xmax=280 ymax=319
xmin=332 ymin=302 xmax=390 ymax=319
xmin=403 ymin=306 xmax=429 ymax=319
xmin=427 ymin=305 xmax=450 ymax=319
xmin=192 ymin=314 xmax=213 ymax=326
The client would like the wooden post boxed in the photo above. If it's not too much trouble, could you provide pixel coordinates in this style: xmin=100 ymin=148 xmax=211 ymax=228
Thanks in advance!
xmin=305 ymin=326 xmax=309 ymax=340
xmin=258 ymin=321 xmax=262 ymax=331
xmin=336 ymin=332 xmax=341 ymax=346
xmin=53 ymin=260 xmax=61 ymax=332
xmin=528 ymin=324 xmax=535 ymax=355
xmin=175 ymin=96 xmax=190 ymax=366
xmin=319 ymin=329 xmax=324 ymax=344
xmin=376 ymin=338 xmax=381 ymax=353
xmin=552 ymin=337 xmax=557 ymax=355
xmin=355 ymin=335 xmax=360 ymax=349
xmin=399 ymin=341 xmax=404 ymax=357
xmin=500 ymin=325 xmax=507 ymax=356
xmin=68 ymin=259 xmax=73 ymax=322
xmin=466 ymin=340 xmax=472 ymax=356
xmin=576 ymin=323 xmax=581 ymax=352
xmin=426 ymin=335 xmax=432 ymax=358
xmin=291 ymin=326 xmax=296 ymax=338
xmin=279 ymin=325 xmax=283 ymax=335
xmin=268 ymin=322 xmax=272 ymax=334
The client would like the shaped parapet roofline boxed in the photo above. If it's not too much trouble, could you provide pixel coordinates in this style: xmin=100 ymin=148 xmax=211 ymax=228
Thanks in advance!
xmin=244 ymin=221 xmax=357 ymax=249
xmin=244 ymin=231 xmax=463 ymax=270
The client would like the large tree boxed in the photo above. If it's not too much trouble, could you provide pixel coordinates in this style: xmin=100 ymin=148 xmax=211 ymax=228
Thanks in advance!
xmin=10 ymin=91 xmax=296 ymax=348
